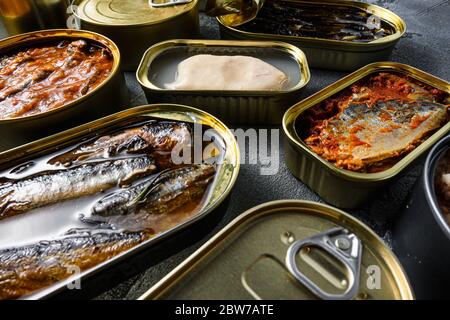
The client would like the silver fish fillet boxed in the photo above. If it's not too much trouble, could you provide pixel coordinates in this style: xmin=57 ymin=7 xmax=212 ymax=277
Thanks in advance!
xmin=0 ymin=156 xmax=157 ymax=219
xmin=85 ymin=164 xmax=216 ymax=228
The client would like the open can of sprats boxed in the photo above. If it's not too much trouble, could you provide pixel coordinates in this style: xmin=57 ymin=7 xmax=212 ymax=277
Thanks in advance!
xmin=139 ymin=200 xmax=413 ymax=300
xmin=0 ymin=104 xmax=240 ymax=300
xmin=73 ymin=0 xmax=200 ymax=70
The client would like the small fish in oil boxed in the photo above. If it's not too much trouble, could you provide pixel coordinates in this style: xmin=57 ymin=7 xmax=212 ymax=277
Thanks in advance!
xmin=48 ymin=121 xmax=192 ymax=166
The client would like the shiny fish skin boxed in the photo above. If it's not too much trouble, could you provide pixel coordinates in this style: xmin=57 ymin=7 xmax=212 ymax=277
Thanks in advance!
xmin=306 ymin=100 xmax=447 ymax=171
xmin=0 ymin=156 xmax=156 ymax=220
xmin=48 ymin=121 xmax=192 ymax=166
xmin=91 ymin=164 xmax=216 ymax=219
xmin=0 ymin=230 xmax=150 ymax=300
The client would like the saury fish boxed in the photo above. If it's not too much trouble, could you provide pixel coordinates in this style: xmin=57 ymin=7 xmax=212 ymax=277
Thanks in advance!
xmin=306 ymin=100 xmax=448 ymax=171
xmin=0 ymin=230 xmax=150 ymax=300
xmin=0 ymin=156 xmax=156 ymax=219
xmin=85 ymin=164 xmax=216 ymax=228
xmin=48 ymin=121 xmax=192 ymax=166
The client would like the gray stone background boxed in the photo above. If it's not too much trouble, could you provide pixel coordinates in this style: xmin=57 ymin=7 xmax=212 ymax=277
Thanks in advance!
xmin=1 ymin=0 xmax=449 ymax=299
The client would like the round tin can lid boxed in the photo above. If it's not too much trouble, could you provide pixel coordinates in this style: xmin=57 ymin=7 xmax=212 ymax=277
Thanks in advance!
xmin=75 ymin=0 xmax=197 ymax=26
xmin=140 ymin=200 xmax=414 ymax=300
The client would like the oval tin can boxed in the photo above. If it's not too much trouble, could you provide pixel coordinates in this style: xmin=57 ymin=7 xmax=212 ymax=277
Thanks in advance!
xmin=0 ymin=29 xmax=128 ymax=152
xmin=139 ymin=200 xmax=413 ymax=300
xmin=73 ymin=0 xmax=200 ymax=70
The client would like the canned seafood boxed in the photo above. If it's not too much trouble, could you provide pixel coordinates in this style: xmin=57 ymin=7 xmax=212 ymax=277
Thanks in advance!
xmin=283 ymin=62 xmax=450 ymax=208
xmin=217 ymin=0 xmax=406 ymax=71
xmin=137 ymin=39 xmax=310 ymax=125
xmin=73 ymin=0 xmax=200 ymax=70
xmin=0 ymin=29 xmax=127 ymax=152
xmin=139 ymin=200 xmax=413 ymax=300
xmin=0 ymin=104 xmax=240 ymax=299
xmin=393 ymin=135 xmax=450 ymax=299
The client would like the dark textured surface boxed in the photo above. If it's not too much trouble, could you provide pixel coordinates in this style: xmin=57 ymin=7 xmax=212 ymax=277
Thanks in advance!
xmin=1 ymin=0 xmax=449 ymax=300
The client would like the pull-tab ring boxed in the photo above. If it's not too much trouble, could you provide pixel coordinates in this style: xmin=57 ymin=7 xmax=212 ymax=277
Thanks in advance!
xmin=285 ymin=227 xmax=362 ymax=300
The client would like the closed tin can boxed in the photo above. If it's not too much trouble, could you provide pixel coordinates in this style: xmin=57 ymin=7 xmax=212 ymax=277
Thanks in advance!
xmin=283 ymin=62 xmax=450 ymax=208
xmin=0 ymin=29 xmax=127 ymax=152
xmin=137 ymin=39 xmax=310 ymax=125
xmin=73 ymin=0 xmax=200 ymax=70
xmin=393 ymin=135 xmax=450 ymax=299
xmin=217 ymin=0 xmax=406 ymax=71
xmin=139 ymin=200 xmax=413 ymax=300
xmin=0 ymin=0 xmax=41 ymax=35
xmin=0 ymin=104 xmax=240 ymax=299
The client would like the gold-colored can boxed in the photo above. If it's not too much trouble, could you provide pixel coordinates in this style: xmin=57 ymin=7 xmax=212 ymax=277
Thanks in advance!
xmin=139 ymin=200 xmax=414 ymax=300
xmin=0 ymin=29 xmax=127 ymax=152
xmin=33 ymin=0 xmax=70 ymax=29
xmin=0 ymin=104 xmax=240 ymax=299
xmin=283 ymin=62 xmax=450 ymax=209
xmin=217 ymin=0 xmax=406 ymax=71
xmin=73 ymin=0 xmax=200 ymax=70
xmin=137 ymin=39 xmax=310 ymax=125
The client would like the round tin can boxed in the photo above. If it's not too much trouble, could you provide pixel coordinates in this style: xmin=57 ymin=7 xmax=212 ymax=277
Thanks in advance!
xmin=140 ymin=200 xmax=414 ymax=300
xmin=393 ymin=135 xmax=450 ymax=299
xmin=73 ymin=0 xmax=200 ymax=70
xmin=0 ymin=29 xmax=128 ymax=152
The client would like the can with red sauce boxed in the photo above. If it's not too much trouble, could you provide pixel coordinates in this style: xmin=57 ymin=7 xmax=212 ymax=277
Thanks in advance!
xmin=0 ymin=29 xmax=127 ymax=151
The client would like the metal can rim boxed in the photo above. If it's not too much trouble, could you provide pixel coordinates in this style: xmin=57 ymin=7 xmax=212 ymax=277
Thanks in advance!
xmin=138 ymin=199 xmax=414 ymax=300
xmin=282 ymin=61 xmax=450 ymax=182
xmin=72 ymin=0 xmax=199 ymax=27
xmin=0 ymin=28 xmax=122 ymax=124
xmin=423 ymin=135 xmax=450 ymax=241
xmin=216 ymin=0 xmax=406 ymax=51
xmin=3 ymin=103 xmax=240 ymax=299
xmin=136 ymin=39 xmax=311 ymax=96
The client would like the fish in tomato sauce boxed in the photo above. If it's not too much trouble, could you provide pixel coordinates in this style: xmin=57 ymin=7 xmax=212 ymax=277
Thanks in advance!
xmin=298 ymin=73 xmax=450 ymax=172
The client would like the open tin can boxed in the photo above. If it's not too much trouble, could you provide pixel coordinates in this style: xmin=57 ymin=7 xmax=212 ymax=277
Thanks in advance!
xmin=0 ymin=29 xmax=127 ymax=152
xmin=217 ymin=0 xmax=406 ymax=71
xmin=393 ymin=135 xmax=450 ymax=299
xmin=139 ymin=200 xmax=413 ymax=300
xmin=283 ymin=62 xmax=450 ymax=209
xmin=73 ymin=0 xmax=200 ymax=70
xmin=0 ymin=104 xmax=240 ymax=299
xmin=137 ymin=39 xmax=310 ymax=125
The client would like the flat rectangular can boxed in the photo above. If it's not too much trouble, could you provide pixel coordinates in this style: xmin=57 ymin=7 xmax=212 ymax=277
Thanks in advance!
xmin=139 ymin=200 xmax=413 ymax=300
xmin=137 ymin=39 xmax=310 ymax=125
xmin=217 ymin=0 xmax=406 ymax=71
xmin=283 ymin=62 xmax=450 ymax=209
